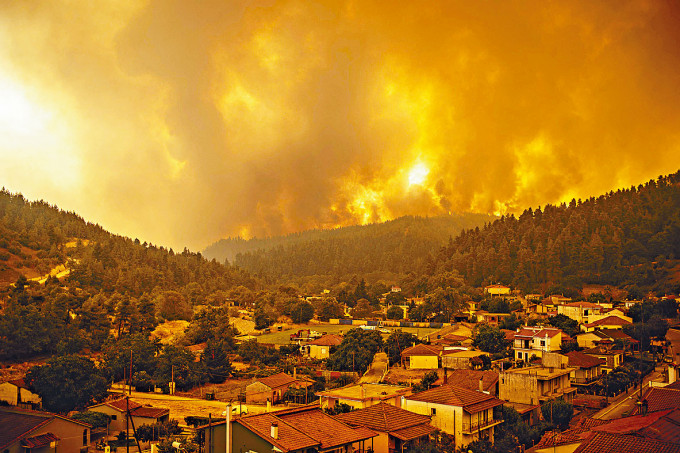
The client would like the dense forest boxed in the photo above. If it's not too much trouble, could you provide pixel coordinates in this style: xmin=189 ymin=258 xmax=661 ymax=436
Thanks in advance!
xmin=0 ymin=189 xmax=257 ymax=360
xmin=205 ymin=214 xmax=494 ymax=284
xmin=428 ymin=172 xmax=680 ymax=294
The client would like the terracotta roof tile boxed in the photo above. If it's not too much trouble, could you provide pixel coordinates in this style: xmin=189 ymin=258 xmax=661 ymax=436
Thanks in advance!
xmin=434 ymin=369 xmax=498 ymax=392
xmin=20 ymin=433 xmax=59 ymax=449
xmin=642 ymin=387 xmax=680 ymax=412
xmin=237 ymin=413 xmax=319 ymax=452
xmin=306 ymin=334 xmax=343 ymax=346
xmin=566 ymin=351 xmax=605 ymax=368
xmin=406 ymin=384 xmax=504 ymax=413
xmin=277 ymin=407 xmax=376 ymax=449
xmin=391 ymin=423 xmax=438 ymax=441
xmin=572 ymin=432 xmax=680 ymax=453
xmin=257 ymin=372 xmax=298 ymax=389
xmin=334 ymin=402 xmax=432 ymax=433
xmin=585 ymin=316 xmax=632 ymax=328
xmin=401 ymin=344 xmax=442 ymax=357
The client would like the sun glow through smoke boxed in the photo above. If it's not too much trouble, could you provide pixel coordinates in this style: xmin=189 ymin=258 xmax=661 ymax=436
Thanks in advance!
xmin=408 ymin=162 xmax=430 ymax=187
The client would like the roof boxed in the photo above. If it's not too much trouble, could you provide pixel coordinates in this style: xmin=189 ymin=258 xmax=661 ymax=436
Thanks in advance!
xmin=582 ymin=346 xmax=624 ymax=356
xmin=637 ymin=408 xmax=680 ymax=443
xmin=566 ymin=351 xmax=605 ymax=368
xmin=306 ymin=334 xmax=343 ymax=346
xmin=97 ymin=398 xmax=169 ymax=418
xmin=316 ymin=383 xmax=411 ymax=402
xmin=391 ymin=423 xmax=438 ymax=441
xmin=572 ymin=432 xmax=680 ymax=453
xmin=434 ymin=369 xmax=498 ymax=392
xmin=256 ymin=372 xmax=298 ymax=389
xmin=514 ymin=327 xmax=562 ymax=339
xmin=406 ymin=384 xmax=504 ymax=413
xmin=401 ymin=344 xmax=441 ymax=357
xmin=237 ymin=412 xmax=320 ymax=452
xmin=442 ymin=349 xmax=487 ymax=358
xmin=335 ymin=402 xmax=433 ymax=433
xmin=0 ymin=406 xmax=90 ymax=451
xmin=585 ymin=316 xmax=632 ymax=328
xmin=642 ymin=387 xmax=680 ymax=413
xmin=276 ymin=406 xmax=376 ymax=450
xmin=21 ymin=432 xmax=59 ymax=449
xmin=563 ymin=302 xmax=602 ymax=308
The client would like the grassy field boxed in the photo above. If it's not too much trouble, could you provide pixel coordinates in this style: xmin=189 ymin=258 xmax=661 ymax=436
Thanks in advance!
xmin=255 ymin=323 xmax=439 ymax=345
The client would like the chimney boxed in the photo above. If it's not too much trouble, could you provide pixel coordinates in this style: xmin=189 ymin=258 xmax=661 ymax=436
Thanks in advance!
xmin=293 ymin=367 xmax=297 ymax=379
xmin=270 ymin=422 xmax=279 ymax=439
xmin=479 ymin=377 xmax=484 ymax=392
xmin=225 ymin=403 xmax=232 ymax=453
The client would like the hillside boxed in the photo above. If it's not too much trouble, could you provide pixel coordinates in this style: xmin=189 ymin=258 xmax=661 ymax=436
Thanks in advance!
xmin=427 ymin=171 xmax=680 ymax=295
xmin=204 ymin=213 xmax=495 ymax=282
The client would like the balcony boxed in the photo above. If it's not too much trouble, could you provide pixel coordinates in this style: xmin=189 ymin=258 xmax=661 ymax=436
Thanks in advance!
xmin=572 ymin=376 xmax=601 ymax=385
xmin=461 ymin=418 xmax=503 ymax=434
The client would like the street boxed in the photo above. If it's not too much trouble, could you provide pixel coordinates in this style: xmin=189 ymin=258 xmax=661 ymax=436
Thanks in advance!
xmin=592 ymin=365 xmax=664 ymax=420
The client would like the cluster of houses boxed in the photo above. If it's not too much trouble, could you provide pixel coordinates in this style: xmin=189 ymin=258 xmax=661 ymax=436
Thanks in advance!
xmin=2 ymin=286 xmax=680 ymax=452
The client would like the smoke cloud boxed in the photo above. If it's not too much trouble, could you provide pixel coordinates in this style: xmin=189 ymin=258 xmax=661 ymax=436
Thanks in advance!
xmin=1 ymin=1 xmax=679 ymax=250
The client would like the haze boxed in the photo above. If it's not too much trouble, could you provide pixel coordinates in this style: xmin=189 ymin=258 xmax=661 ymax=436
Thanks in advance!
xmin=1 ymin=1 xmax=679 ymax=251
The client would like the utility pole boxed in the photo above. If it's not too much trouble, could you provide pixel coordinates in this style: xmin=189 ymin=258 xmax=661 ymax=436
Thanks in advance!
xmin=129 ymin=349 xmax=133 ymax=395
xmin=126 ymin=396 xmax=130 ymax=453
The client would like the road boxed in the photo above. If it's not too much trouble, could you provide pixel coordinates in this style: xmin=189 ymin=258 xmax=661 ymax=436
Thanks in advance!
xmin=359 ymin=352 xmax=388 ymax=383
xmin=592 ymin=365 xmax=664 ymax=420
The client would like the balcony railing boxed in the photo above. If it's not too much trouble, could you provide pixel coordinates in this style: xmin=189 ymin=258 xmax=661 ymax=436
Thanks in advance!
xmin=572 ymin=376 xmax=600 ymax=385
xmin=462 ymin=418 xmax=503 ymax=434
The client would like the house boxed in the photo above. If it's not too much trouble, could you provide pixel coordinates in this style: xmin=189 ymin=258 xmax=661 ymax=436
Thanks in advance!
xmin=570 ymin=431 xmax=680 ymax=453
xmin=335 ymin=402 xmax=437 ymax=453
xmin=484 ymin=284 xmax=511 ymax=296
xmin=199 ymin=404 xmax=377 ymax=453
xmin=557 ymin=302 xmax=603 ymax=324
xmin=639 ymin=386 xmax=680 ymax=413
xmin=245 ymin=372 xmax=313 ymax=404
xmin=583 ymin=315 xmax=632 ymax=332
xmin=441 ymin=350 xmax=490 ymax=370
xmin=499 ymin=359 xmax=577 ymax=406
xmin=566 ymin=351 xmax=605 ymax=387
xmin=512 ymin=327 xmax=564 ymax=361
xmin=429 ymin=333 xmax=470 ymax=347
xmin=435 ymin=370 xmax=499 ymax=396
xmin=403 ymin=384 xmax=505 ymax=450
xmin=0 ymin=379 xmax=42 ymax=409
xmin=316 ymin=383 xmax=412 ymax=410
xmin=0 ymin=406 xmax=91 ymax=453
xmin=475 ymin=312 xmax=511 ymax=326
xmin=576 ymin=329 xmax=638 ymax=352
xmin=400 ymin=344 xmax=442 ymax=369
xmin=666 ymin=328 xmax=680 ymax=384
xmin=582 ymin=343 xmax=624 ymax=372
xmin=88 ymin=397 xmax=169 ymax=434
xmin=301 ymin=334 xmax=343 ymax=360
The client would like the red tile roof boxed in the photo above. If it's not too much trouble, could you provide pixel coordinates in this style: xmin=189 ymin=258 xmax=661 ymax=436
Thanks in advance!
xmin=642 ymin=387 xmax=680 ymax=413
xmin=335 ymin=402 xmax=432 ymax=433
xmin=514 ymin=327 xmax=562 ymax=339
xmin=637 ymin=408 xmax=680 ymax=443
xmin=20 ymin=432 xmax=59 ymax=449
xmin=572 ymin=432 xmax=680 ymax=453
xmin=0 ymin=406 xmax=90 ymax=451
xmin=306 ymin=334 xmax=343 ymax=346
xmin=237 ymin=412 xmax=320 ymax=452
xmin=563 ymin=302 xmax=602 ymax=308
xmin=401 ymin=344 xmax=442 ymax=357
xmin=566 ymin=351 xmax=605 ymax=368
xmin=585 ymin=316 xmax=632 ymax=328
xmin=434 ymin=369 xmax=498 ymax=392
xmin=391 ymin=423 xmax=438 ymax=441
xmin=277 ymin=407 xmax=376 ymax=450
xmin=407 ymin=384 xmax=504 ymax=413
xmin=256 ymin=372 xmax=298 ymax=389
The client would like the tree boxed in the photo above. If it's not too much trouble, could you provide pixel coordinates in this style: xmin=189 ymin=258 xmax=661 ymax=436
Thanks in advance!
xmin=70 ymin=411 xmax=110 ymax=429
xmin=386 ymin=305 xmax=404 ymax=320
xmin=327 ymin=328 xmax=383 ymax=373
xmin=26 ymin=355 xmax=108 ymax=413
xmin=541 ymin=398 xmax=573 ymax=429
xmin=316 ymin=297 xmax=344 ymax=321
xmin=385 ymin=330 xmax=420 ymax=365
xmin=290 ymin=301 xmax=315 ymax=324
xmin=154 ymin=344 xmax=200 ymax=391
xmin=472 ymin=325 xmax=509 ymax=354
xmin=412 ymin=370 xmax=439 ymax=392
xmin=200 ymin=339 xmax=232 ymax=383
xmin=547 ymin=314 xmax=580 ymax=337
xmin=352 ymin=299 xmax=373 ymax=319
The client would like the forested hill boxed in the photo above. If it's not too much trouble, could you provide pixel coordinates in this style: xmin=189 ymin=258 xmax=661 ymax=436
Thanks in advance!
xmin=205 ymin=214 xmax=495 ymax=282
xmin=0 ymin=189 xmax=256 ymax=294
xmin=427 ymin=171 xmax=680 ymax=294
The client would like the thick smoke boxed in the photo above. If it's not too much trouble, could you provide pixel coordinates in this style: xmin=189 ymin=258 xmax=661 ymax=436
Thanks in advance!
xmin=1 ymin=0 xmax=679 ymax=250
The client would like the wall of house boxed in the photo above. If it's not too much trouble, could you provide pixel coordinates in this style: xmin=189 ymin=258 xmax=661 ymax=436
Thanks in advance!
xmin=308 ymin=344 xmax=331 ymax=359
xmin=408 ymin=356 xmax=439 ymax=369
xmin=246 ymin=382 xmax=275 ymax=404
xmin=403 ymin=400 xmax=459 ymax=440
xmin=89 ymin=404 xmax=125 ymax=432
xmin=349 ymin=431 xmax=389 ymax=453
xmin=499 ymin=373 xmax=538 ymax=405
xmin=0 ymin=382 xmax=19 ymax=405
xmin=442 ymin=356 xmax=472 ymax=370
xmin=38 ymin=417 xmax=90 ymax=453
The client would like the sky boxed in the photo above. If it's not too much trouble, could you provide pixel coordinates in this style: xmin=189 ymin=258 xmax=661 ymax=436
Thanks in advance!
xmin=1 ymin=1 xmax=679 ymax=251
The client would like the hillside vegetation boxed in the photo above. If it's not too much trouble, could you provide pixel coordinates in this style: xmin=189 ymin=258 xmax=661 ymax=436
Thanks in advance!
xmin=205 ymin=214 xmax=495 ymax=284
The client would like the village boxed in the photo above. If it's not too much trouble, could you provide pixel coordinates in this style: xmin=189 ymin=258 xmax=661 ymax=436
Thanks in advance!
xmin=3 ymin=283 xmax=680 ymax=453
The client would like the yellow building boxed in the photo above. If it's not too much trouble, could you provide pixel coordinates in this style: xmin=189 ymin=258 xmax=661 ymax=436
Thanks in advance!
xmin=302 ymin=334 xmax=343 ymax=359
xmin=499 ymin=364 xmax=577 ymax=406
xmin=401 ymin=344 xmax=442 ymax=369
xmin=484 ymin=284 xmax=511 ymax=296
xmin=316 ymin=383 xmax=412 ymax=410
xmin=403 ymin=384 xmax=504 ymax=450
xmin=557 ymin=302 xmax=603 ymax=324
xmin=0 ymin=378 xmax=41 ymax=409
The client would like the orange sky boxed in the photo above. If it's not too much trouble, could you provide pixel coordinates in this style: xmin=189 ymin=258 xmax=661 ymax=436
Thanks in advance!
xmin=1 ymin=1 xmax=679 ymax=251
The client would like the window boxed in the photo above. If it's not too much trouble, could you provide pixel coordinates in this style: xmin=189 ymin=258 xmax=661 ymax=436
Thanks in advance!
xmin=83 ymin=429 xmax=88 ymax=446
xmin=540 ymin=340 xmax=545 ymax=347
xmin=431 ymin=408 xmax=436 ymax=416
xmin=111 ymin=415 xmax=117 ymax=420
